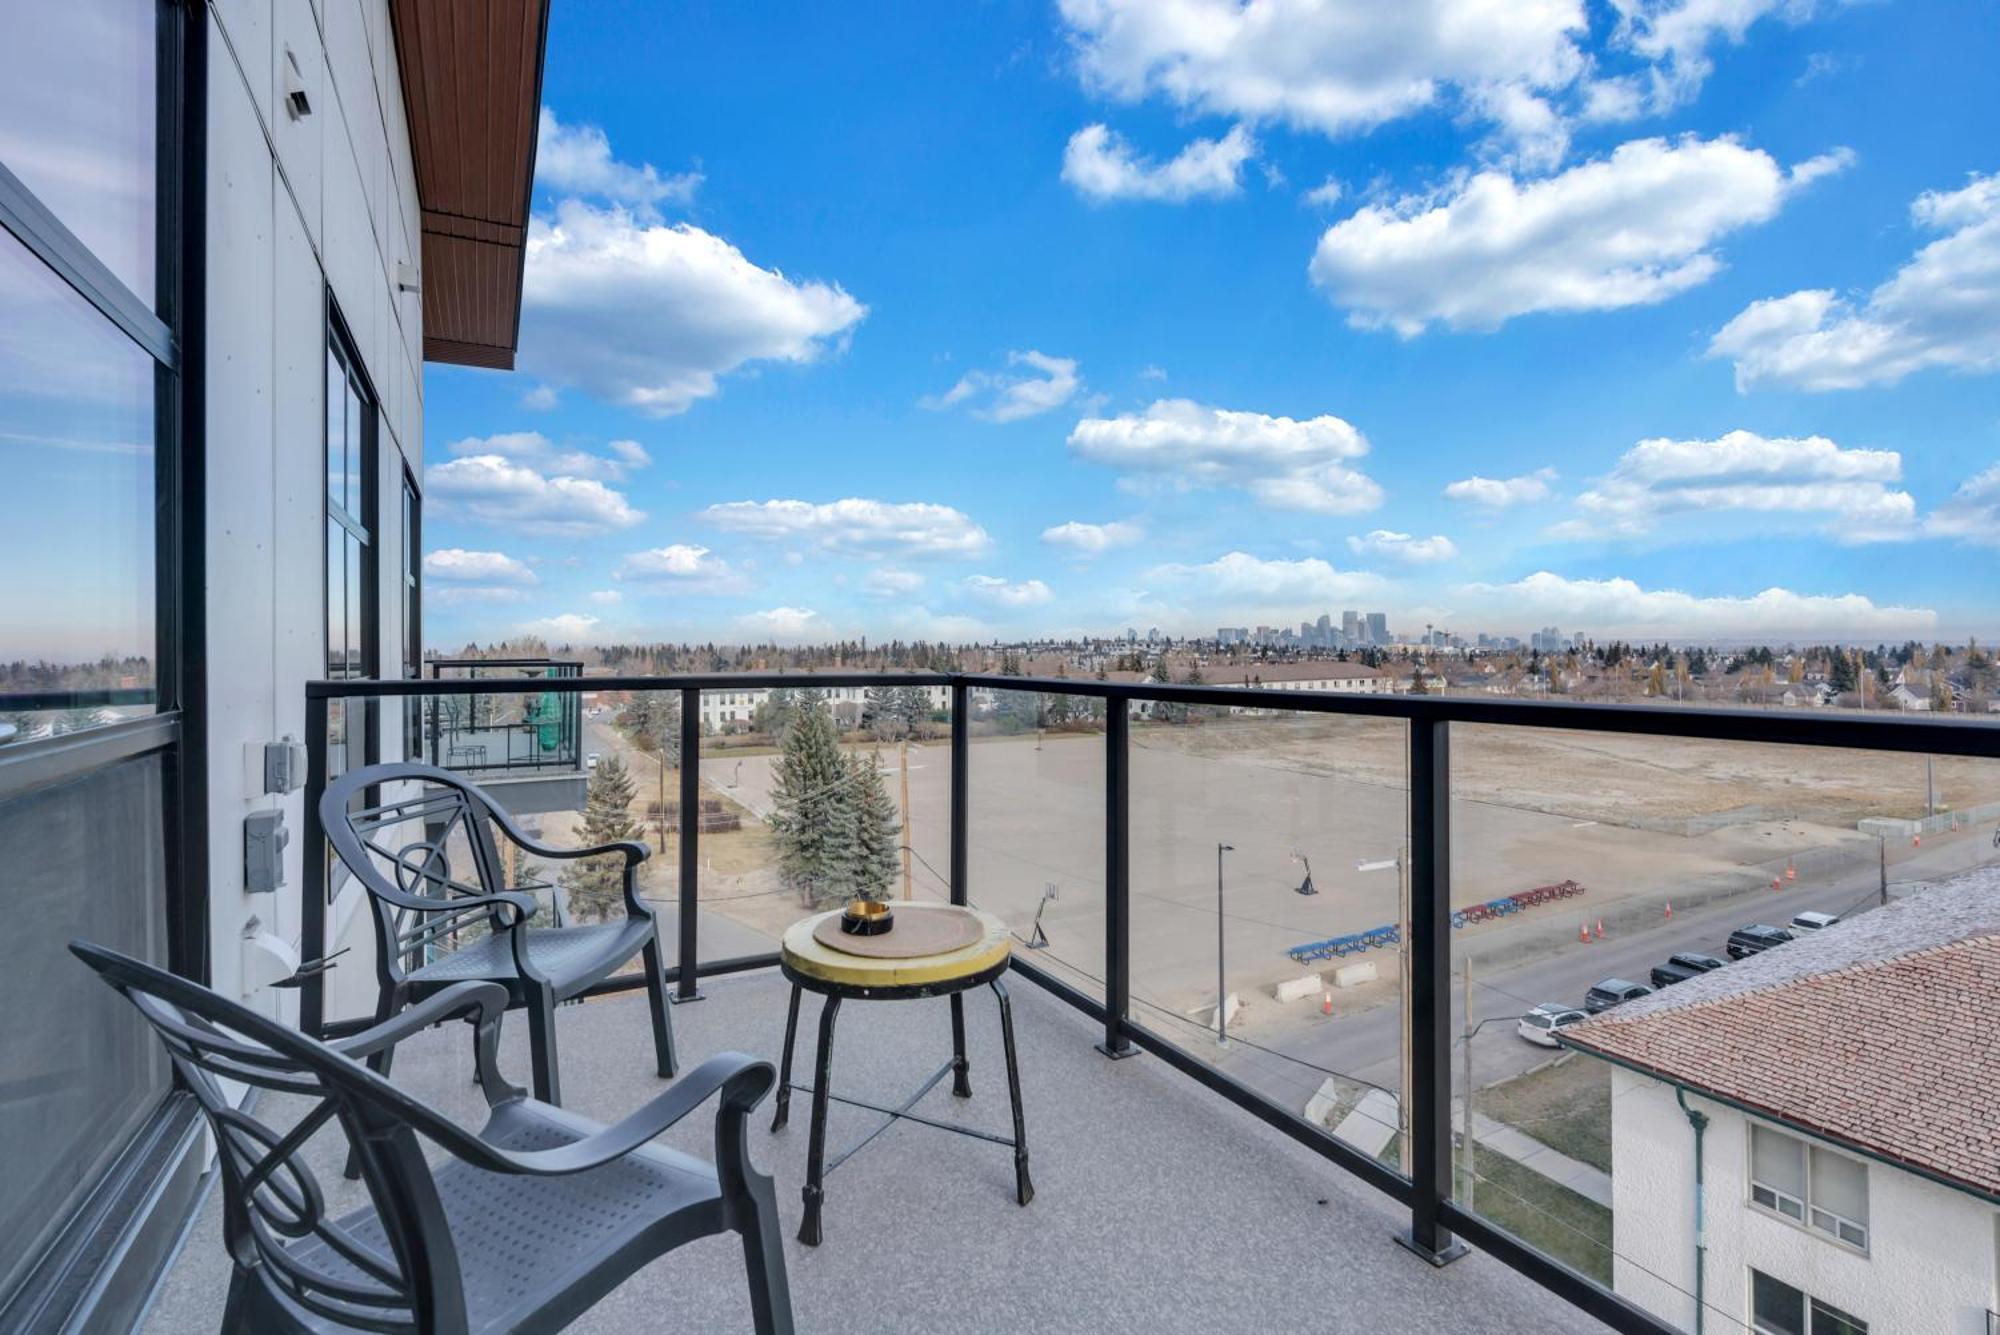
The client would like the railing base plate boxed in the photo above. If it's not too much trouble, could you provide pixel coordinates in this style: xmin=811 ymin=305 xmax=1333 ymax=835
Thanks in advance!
xmin=1393 ymin=1229 xmax=1469 ymax=1268
xmin=1094 ymin=1041 xmax=1141 ymax=1061
xmin=669 ymin=990 xmax=706 ymax=1006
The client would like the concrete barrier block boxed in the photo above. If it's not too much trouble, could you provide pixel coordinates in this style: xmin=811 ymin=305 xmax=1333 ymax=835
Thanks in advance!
xmin=1274 ymin=973 xmax=1323 ymax=1003
xmin=1333 ymin=961 xmax=1378 ymax=989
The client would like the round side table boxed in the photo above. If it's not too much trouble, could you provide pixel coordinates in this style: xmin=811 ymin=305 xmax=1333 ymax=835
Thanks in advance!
xmin=773 ymin=904 xmax=1033 ymax=1246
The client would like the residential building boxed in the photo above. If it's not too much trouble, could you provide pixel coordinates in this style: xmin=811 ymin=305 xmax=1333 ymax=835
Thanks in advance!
xmin=1562 ymin=876 xmax=2000 ymax=1335
xmin=697 ymin=679 xmax=950 ymax=732
xmin=1215 ymin=660 xmax=1396 ymax=700
xmin=0 ymin=3 xmax=545 ymax=1326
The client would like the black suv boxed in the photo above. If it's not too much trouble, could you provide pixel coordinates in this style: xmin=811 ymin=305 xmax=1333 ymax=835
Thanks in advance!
xmin=1583 ymin=978 xmax=1653 ymax=1013
xmin=1726 ymin=924 xmax=1794 ymax=959
xmin=1648 ymin=953 xmax=1724 ymax=988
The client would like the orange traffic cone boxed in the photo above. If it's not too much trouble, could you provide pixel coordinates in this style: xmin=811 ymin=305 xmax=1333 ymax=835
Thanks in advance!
xmin=1594 ymin=919 xmax=1605 ymax=940
xmin=1322 ymin=992 xmax=1334 ymax=1017
xmin=1786 ymin=859 xmax=1796 ymax=881
xmin=1913 ymin=833 xmax=1922 ymax=847
xmin=1579 ymin=923 xmax=1591 ymax=944
xmin=1664 ymin=900 xmax=1674 ymax=919
xmin=1771 ymin=876 xmax=1782 ymax=891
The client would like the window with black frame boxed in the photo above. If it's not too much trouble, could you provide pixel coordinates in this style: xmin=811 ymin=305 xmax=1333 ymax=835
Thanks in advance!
xmin=325 ymin=314 xmax=376 ymax=784
xmin=0 ymin=0 xmax=191 ymax=1313
xmin=402 ymin=469 xmax=423 ymax=757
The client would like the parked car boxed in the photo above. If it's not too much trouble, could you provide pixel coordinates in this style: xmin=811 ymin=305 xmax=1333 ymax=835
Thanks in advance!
xmin=1649 ymin=959 xmax=1706 ymax=988
xmin=1670 ymin=951 xmax=1725 ymax=973
xmin=587 ymin=751 xmax=601 ymax=770
xmin=1726 ymin=923 xmax=1794 ymax=959
xmin=1518 ymin=1002 xmax=1589 ymax=1048
xmin=1583 ymin=978 xmax=1653 ymax=1013
xmin=1789 ymin=910 xmax=1840 ymax=933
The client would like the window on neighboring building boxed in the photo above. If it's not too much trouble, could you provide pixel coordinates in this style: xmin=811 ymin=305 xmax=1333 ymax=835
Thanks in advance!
xmin=1750 ymin=1126 xmax=1869 ymax=1249
xmin=1750 ymin=1269 xmax=1867 ymax=1335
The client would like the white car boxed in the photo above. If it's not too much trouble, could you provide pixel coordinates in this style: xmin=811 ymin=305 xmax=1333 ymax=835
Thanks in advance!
xmin=1518 ymin=1002 xmax=1588 ymax=1048
xmin=1789 ymin=910 xmax=1839 ymax=933
xmin=587 ymin=751 xmax=601 ymax=770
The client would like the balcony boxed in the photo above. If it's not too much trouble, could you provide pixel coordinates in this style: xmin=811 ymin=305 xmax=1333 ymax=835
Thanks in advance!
xmin=419 ymin=658 xmax=588 ymax=816
xmin=143 ymin=967 xmax=1598 ymax=1334
xmin=245 ymin=672 xmax=2000 ymax=1333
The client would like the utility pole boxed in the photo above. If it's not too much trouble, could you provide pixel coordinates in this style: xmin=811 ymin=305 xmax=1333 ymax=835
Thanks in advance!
xmin=1926 ymin=754 xmax=1936 ymax=818
xmin=899 ymin=735 xmax=913 ymax=901
xmin=1879 ymin=834 xmax=1888 ymax=908
xmin=1398 ymin=844 xmax=1412 ymax=1175
xmin=1462 ymin=954 xmax=1476 ymax=1214
xmin=1216 ymin=843 xmax=1234 ymax=1047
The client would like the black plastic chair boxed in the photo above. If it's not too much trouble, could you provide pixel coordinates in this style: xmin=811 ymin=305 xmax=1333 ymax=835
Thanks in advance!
xmin=321 ymin=761 xmax=675 ymax=1104
xmin=70 ymin=941 xmax=793 ymax=1334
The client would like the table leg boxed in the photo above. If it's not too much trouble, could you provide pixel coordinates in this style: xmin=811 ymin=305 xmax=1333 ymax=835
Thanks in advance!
xmin=772 ymin=982 xmax=802 ymax=1132
xmin=992 ymin=979 xmax=1034 ymax=1207
xmin=799 ymin=994 xmax=842 ymax=1246
xmin=949 ymin=991 xmax=972 ymax=1098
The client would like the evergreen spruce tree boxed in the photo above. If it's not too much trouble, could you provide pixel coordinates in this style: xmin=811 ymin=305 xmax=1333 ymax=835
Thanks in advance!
xmin=862 ymin=684 xmax=897 ymax=734
xmin=752 ymin=686 xmax=800 ymax=739
xmin=560 ymin=755 xmax=640 ymax=922
xmin=894 ymin=685 xmax=933 ymax=734
xmin=769 ymin=696 xmax=857 ymax=904
xmin=847 ymin=751 xmax=902 ymax=898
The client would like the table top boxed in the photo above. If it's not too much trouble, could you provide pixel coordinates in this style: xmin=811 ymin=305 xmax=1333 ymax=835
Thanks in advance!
xmin=780 ymin=904 xmax=1011 ymax=992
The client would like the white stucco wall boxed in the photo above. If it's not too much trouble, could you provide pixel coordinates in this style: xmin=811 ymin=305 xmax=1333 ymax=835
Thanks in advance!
xmin=203 ymin=0 xmax=422 ymax=1023
xmin=1609 ymin=1067 xmax=2000 ymax=1333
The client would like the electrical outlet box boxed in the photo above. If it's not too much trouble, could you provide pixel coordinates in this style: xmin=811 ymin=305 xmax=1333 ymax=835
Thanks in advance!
xmin=245 ymin=809 xmax=289 ymax=893
xmin=262 ymin=737 xmax=307 ymax=794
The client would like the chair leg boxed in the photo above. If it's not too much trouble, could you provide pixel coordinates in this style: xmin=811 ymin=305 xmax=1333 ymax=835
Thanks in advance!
xmin=949 ymin=990 xmax=972 ymax=1098
xmin=641 ymin=935 xmax=678 ymax=1079
xmin=219 ymin=1263 xmax=253 ymax=1334
xmin=993 ymin=978 xmax=1034 ymax=1207
xmin=346 ymin=985 xmax=405 ymax=1179
xmin=798 ymin=994 xmax=842 ymax=1246
xmin=772 ymin=982 xmax=802 ymax=1132
xmin=526 ymin=991 xmax=563 ymax=1105
xmin=738 ymin=1169 xmax=796 ymax=1335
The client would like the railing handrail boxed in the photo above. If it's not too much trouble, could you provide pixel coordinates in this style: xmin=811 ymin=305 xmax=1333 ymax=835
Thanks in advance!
xmin=303 ymin=670 xmax=2000 ymax=759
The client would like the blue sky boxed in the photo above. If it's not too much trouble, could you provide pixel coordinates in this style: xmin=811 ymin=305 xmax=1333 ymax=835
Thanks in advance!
xmin=420 ymin=0 xmax=2000 ymax=650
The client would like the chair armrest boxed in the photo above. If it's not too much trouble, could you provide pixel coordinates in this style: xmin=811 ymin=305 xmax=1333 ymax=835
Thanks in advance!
xmin=459 ymin=1053 xmax=773 ymax=1177
xmin=331 ymin=982 xmax=510 ymax=1063
xmin=489 ymin=800 xmax=650 ymax=867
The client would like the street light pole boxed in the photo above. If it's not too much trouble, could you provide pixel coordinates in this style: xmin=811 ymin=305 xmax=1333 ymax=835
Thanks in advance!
xmin=1216 ymin=842 xmax=1234 ymax=1047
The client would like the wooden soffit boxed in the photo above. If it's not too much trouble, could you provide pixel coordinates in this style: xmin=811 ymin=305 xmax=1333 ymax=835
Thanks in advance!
xmin=390 ymin=0 xmax=549 ymax=369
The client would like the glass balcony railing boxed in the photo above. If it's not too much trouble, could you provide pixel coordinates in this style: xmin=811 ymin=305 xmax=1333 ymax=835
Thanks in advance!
xmin=420 ymin=657 xmax=583 ymax=777
xmin=294 ymin=670 xmax=2000 ymax=1335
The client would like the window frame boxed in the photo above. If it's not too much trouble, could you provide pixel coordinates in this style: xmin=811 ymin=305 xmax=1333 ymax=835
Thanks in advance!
xmin=1748 ymin=1124 xmax=1870 ymax=1252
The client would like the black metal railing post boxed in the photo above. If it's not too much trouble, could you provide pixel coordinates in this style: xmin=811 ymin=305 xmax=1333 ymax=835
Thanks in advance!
xmin=1098 ymin=698 xmax=1136 ymax=1058
xmin=674 ymin=686 xmax=702 ymax=1002
xmin=299 ymin=691 xmax=329 ymax=1039
xmin=950 ymin=681 xmax=968 ymax=906
xmin=1398 ymin=716 xmax=1466 ymax=1265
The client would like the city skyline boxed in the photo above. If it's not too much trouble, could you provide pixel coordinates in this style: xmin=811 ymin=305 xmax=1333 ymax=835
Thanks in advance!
xmin=414 ymin=2 xmax=1999 ymax=650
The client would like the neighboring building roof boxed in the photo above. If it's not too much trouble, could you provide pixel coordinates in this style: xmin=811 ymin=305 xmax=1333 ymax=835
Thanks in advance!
xmin=391 ymin=1 xmax=550 ymax=368
xmin=1218 ymin=660 xmax=1387 ymax=684
xmin=1561 ymin=871 xmax=2000 ymax=1200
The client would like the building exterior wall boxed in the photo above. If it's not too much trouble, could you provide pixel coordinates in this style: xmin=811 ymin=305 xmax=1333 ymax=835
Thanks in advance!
xmin=1609 ymin=1067 xmax=2000 ymax=1333
xmin=698 ymin=684 xmax=951 ymax=732
xmin=204 ymin=0 xmax=423 ymax=1024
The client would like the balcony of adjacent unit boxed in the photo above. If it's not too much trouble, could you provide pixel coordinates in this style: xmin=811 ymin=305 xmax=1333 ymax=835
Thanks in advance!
xmin=418 ymin=658 xmax=588 ymax=816
xmin=156 ymin=672 xmax=2000 ymax=1335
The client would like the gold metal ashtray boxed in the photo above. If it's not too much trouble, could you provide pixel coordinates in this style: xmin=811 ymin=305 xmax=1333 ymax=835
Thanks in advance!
xmin=839 ymin=899 xmax=895 ymax=936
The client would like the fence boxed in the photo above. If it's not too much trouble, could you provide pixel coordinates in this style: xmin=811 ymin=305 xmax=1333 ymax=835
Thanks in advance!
xmin=296 ymin=671 xmax=2000 ymax=1335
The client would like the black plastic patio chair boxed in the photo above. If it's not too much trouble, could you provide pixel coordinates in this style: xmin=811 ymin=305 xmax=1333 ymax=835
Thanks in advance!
xmin=70 ymin=941 xmax=793 ymax=1334
xmin=322 ymin=761 xmax=675 ymax=1104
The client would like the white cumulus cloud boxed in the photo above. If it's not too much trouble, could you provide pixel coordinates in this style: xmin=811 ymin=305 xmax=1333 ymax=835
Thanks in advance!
xmin=1926 ymin=464 xmax=2000 ymax=547
xmin=696 ymin=498 xmax=992 ymax=559
xmin=925 ymin=350 xmax=1082 ymax=421
xmin=736 ymin=607 xmax=823 ymax=641
xmin=442 ymin=430 xmax=647 ymax=482
xmin=614 ymin=544 xmax=747 ymax=591
xmin=1347 ymin=530 xmax=1459 ymax=563
xmin=1146 ymin=550 xmax=1384 ymax=605
xmin=961 ymin=576 xmax=1055 ymax=608
xmin=1068 ymin=399 xmax=1383 ymax=514
xmin=1445 ymin=470 xmax=1556 ymax=507
xmin=1041 ymin=519 xmax=1145 ymax=557
xmin=1309 ymin=136 xmax=1850 ymax=335
xmin=861 ymin=568 xmax=927 ymax=599
xmin=521 ymin=612 xmax=604 ymax=643
xmin=522 ymin=199 xmax=866 ymax=417
xmin=1057 ymin=0 xmax=1587 ymax=163
xmin=1562 ymin=429 xmax=1915 ymax=541
xmin=536 ymin=108 xmax=701 ymax=213
xmin=1709 ymin=171 xmax=2000 ymax=391
xmin=1458 ymin=571 xmax=1936 ymax=638
xmin=423 ymin=549 xmax=537 ymax=585
xmin=425 ymin=454 xmax=643 ymax=536
xmin=1061 ymin=123 xmax=1256 ymax=203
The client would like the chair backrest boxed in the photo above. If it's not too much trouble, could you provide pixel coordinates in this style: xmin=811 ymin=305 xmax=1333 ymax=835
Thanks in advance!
xmin=321 ymin=762 xmax=517 ymax=990
xmin=70 ymin=941 xmax=480 ymax=1333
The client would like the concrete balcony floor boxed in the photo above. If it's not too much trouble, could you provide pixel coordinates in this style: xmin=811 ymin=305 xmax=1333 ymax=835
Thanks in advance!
xmin=142 ymin=968 xmax=1604 ymax=1334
